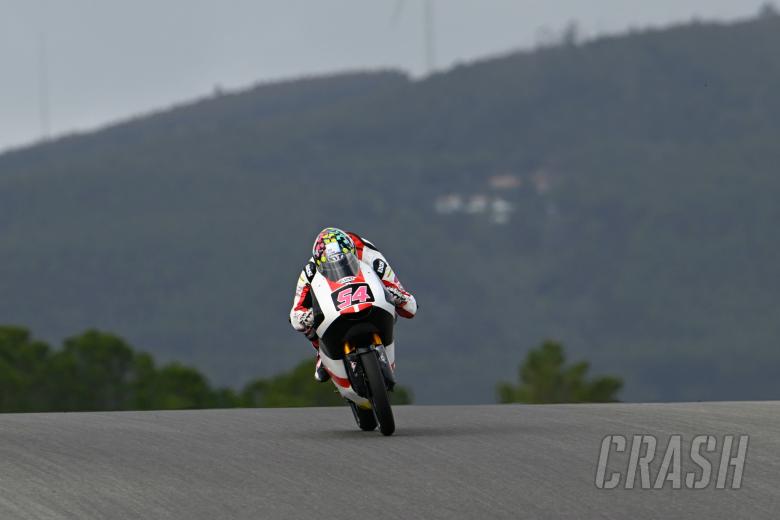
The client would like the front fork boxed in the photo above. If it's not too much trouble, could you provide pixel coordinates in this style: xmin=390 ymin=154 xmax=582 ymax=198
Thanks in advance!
xmin=369 ymin=343 xmax=396 ymax=390
xmin=344 ymin=334 xmax=396 ymax=398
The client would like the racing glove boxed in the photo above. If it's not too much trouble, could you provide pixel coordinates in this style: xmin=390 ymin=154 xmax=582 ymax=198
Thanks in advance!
xmin=384 ymin=285 xmax=410 ymax=306
xmin=384 ymin=283 xmax=417 ymax=318
xmin=291 ymin=308 xmax=314 ymax=332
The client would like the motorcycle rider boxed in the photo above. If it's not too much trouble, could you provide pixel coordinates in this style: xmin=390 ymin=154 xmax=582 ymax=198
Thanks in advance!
xmin=289 ymin=227 xmax=417 ymax=382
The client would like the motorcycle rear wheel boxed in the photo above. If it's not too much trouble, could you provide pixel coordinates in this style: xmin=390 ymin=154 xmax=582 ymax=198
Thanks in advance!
xmin=362 ymin=350 xmax=395 ymax=436
xmin=348 ymin=401 xmax=378 ymax=431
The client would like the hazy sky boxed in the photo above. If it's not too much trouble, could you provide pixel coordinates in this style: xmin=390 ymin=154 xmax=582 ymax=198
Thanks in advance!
xmin=0 ymin=0 xmax=768 ymax=152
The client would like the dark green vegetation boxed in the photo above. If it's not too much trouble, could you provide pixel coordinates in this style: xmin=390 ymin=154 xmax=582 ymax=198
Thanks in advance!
xmin=1 ymin=11 xmax=779 ymax=404
xmin=497 ymin=341 xmax=622 ymax=404
xmin=0 ymin=326 xmax=410 ymax=412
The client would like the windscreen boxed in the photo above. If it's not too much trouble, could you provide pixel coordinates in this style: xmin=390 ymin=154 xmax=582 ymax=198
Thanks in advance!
xmin=319 ymin=250 xmax=360 ymax=282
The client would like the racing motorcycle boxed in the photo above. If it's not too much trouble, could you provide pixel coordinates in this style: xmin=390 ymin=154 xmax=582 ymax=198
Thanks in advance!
xmin=308 ymin=252 xmax=399 ymax=436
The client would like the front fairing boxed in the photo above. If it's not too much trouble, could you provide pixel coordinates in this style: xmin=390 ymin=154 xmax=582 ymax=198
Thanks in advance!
xmin=310 ymin=260 xmax=396 ymax=339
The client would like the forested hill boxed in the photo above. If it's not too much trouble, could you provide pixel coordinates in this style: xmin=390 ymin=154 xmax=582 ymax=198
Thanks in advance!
xmin=2 ymin=11 xmax=779 ymax=404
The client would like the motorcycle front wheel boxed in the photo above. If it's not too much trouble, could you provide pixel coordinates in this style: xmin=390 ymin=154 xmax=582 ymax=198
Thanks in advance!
xmin=361 ymin=350 xmax=395 ymax=436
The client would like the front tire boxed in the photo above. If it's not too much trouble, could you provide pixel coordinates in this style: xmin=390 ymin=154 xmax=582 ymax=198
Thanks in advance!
xmin=362 ymin=350 xmax=395 ymax=436
xmin=348 ymin=401 xmax=377 ymax=431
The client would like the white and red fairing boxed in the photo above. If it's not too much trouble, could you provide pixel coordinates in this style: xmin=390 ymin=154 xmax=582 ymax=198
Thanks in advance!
xmin=310 ymin=261 xmax=396 ymax=407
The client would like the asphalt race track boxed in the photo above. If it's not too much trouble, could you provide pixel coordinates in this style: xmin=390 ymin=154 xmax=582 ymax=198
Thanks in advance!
xmin=0 ymin=403 xmax=778 ymax=519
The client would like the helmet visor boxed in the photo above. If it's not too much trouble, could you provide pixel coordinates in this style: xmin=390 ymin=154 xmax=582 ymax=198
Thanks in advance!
xmin=319 ymin=251 xmax=360 ymax=282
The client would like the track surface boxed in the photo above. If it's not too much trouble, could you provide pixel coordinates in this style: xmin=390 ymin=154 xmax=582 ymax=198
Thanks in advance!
xmin=0 ymin=403 xmax=778 ymax=519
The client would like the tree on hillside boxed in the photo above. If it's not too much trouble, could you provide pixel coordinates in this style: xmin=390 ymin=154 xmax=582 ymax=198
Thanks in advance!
xmin=497 ymin=341 xmax=622 ymax=404
xmin=47 ymin=330 xmax=243 ymax=411
xmin=0 ymin=326 xmax=412 ymax=412
xmin=242 ymin=359 xmax=412 ymax=407
xmin=0 ymin=327 xmax=242 ymax=412
xmin=0 ymin=326 xmax=51 ymax=412
xmin=45 ymin=330 xmax=140 ymax=411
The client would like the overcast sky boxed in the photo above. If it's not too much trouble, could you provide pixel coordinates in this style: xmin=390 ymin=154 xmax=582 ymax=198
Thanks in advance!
xmin=0 ymin=0 xmax=769 ymax=152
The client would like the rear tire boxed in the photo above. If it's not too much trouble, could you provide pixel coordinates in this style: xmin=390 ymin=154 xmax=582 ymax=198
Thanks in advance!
xmin=348 ymin=401 xmax=377 ymax=431
xmin=362 ymin=351 xmax=395 ymax=436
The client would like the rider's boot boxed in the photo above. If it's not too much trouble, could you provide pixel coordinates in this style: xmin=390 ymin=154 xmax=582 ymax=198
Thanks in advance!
xmin=310 ymin=339 xmax=330 ymax=383
xmin=314 ymin=355 xmax=330 ymax=383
